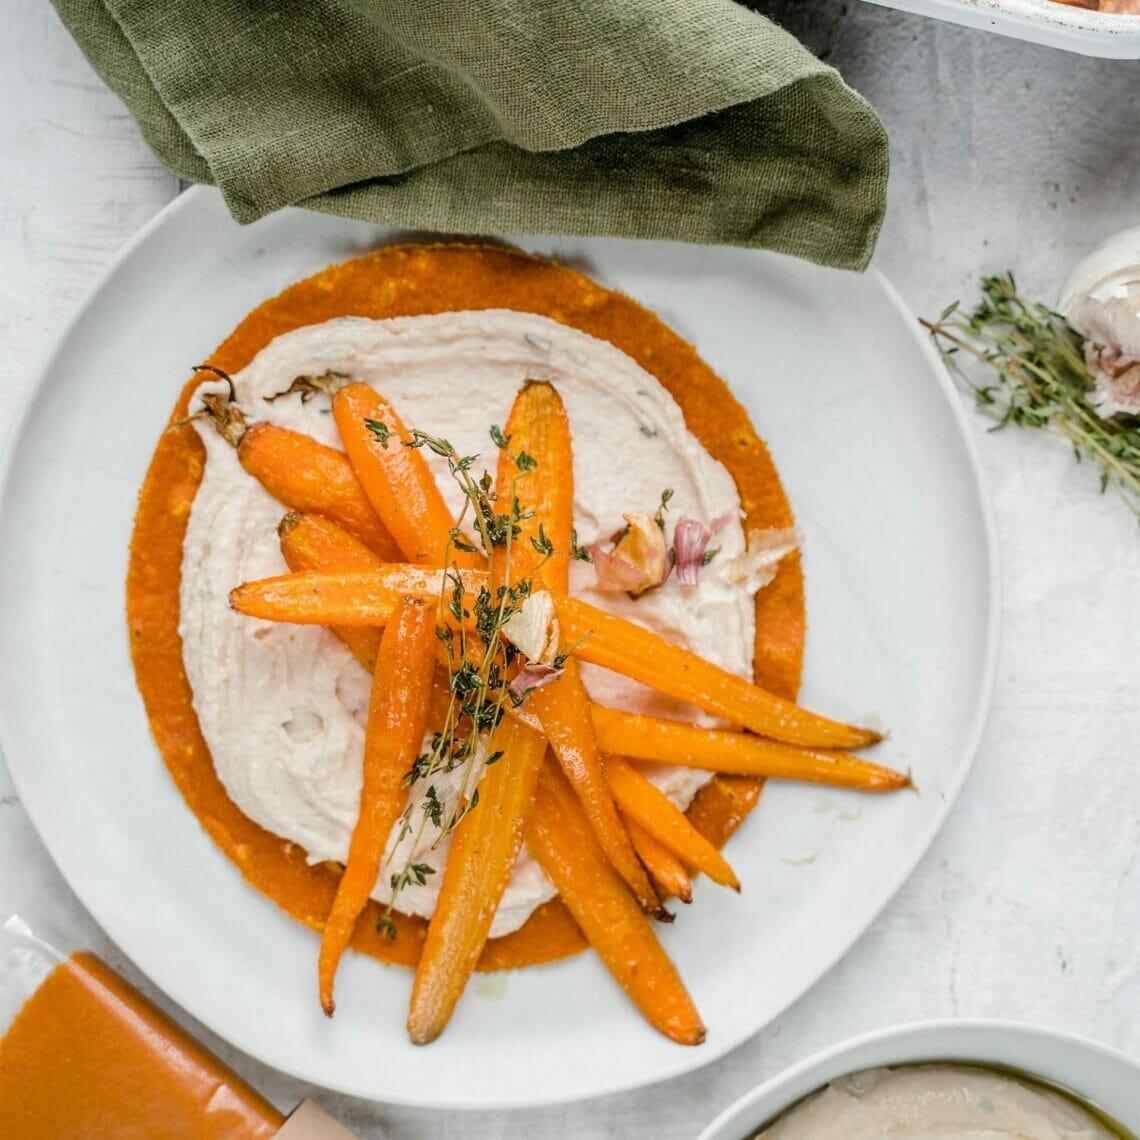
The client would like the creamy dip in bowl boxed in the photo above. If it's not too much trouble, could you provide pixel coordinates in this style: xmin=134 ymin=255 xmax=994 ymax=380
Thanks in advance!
xmin=698 ymin=1022 xmax=1137 ymax=1140
xmin=757 ymin=1064 xmax=1124 ymax=1138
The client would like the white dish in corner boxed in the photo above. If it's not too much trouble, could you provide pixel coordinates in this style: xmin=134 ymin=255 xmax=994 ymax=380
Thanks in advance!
xmin=698 ymin=1020 xmax=1140 ymax=1138
xmin=0 ymin=186 xmax=998 ymax=1106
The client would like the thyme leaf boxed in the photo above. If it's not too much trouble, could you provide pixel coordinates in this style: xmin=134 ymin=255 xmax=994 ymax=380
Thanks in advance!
xmin=531 ymin=522 xmax=555 ymax=557
xmin=365 ymin=418 xmax=391 ymax=447
xmin=570 ymin=528 xmax=592 ymax=562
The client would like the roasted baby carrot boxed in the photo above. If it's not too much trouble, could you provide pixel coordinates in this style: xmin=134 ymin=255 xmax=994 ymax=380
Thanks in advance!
xmin=554 ymin=596 xmax=881 ymax=751
xmin=407 ymin=719 xmax=548 ymax=1044
xmin=278 ymin=510 xmax=384 ymax=572
xmin=318 ymin=597 xmax=437 ymax=1016
xmin=626 ymin=817 xmax=693 ymax=904
xmin=492 ymin=380 xmax=573 ymax=592
xmin=497 ymin=382 xmax=659 ymax=915
xmin=279 ymin=512 xmax=383 ymax=671
xmin=332 ymin=382 xmax=483 ymax=568
xmin=228 ymin=566 xmax=487 ymax=627
xmin=528 ymin=673 xmax=661 ymax=915
xmin=526 ymin=763 xmax=705 ymax=1046
xmin=403 ymin=386 xmax=583 ymax=1043
xmin=237 ymin=422 xmax=401 ymax=560
xmin=591 ymin=706 xmax=907 ymax=791
xmin=226 ymin=565 xmax=880 ymax=753
xmin=605 ymin=757 xmax=739 ymax=891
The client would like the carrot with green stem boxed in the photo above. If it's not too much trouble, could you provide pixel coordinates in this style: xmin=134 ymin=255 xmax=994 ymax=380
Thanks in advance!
xmin=526 ymin=762 xmax=705 ymax=1045
xmin=318 ymin=596 xmax=437 ymax=1017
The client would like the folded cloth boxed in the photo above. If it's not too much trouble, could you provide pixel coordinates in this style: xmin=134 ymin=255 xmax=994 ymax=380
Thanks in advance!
xmin=51 ymin=0 xmax=889 ymax=270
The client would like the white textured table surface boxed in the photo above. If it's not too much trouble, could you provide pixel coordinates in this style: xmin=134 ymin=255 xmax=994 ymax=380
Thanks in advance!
xmin=2 ymin=1 xmax=1138 ymax=1136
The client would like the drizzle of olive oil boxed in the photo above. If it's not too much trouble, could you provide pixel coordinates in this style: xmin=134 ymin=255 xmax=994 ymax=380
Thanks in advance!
xmin=473 ymin=973 xmax=509 ymax=1001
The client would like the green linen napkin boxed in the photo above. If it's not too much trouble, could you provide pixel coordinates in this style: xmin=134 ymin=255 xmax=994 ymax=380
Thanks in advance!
xmin=52 ymin=0 xmax=888 ymax=271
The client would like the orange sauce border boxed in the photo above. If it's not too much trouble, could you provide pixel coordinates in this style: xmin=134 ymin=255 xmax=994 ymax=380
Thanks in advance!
xmin=126 ymin=244 xmax=805 ymax=972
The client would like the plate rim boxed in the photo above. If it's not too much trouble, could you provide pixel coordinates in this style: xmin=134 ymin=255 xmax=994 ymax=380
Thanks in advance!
xmin=0 ymin=185 xmax=1002 ymax=1108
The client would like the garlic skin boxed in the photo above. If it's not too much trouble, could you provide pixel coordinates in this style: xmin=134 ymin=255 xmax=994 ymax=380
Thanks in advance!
xmin=672 ymin=514 xmax=731 ymax=586
xmin=502 ymin=589 xmax=560 ymax=665
xmin=719 ymin=527 xmax=799 ymax=593
xmin=589 ymin=511 xmax=669 ymax=596
xmin=1058 ymin=223 xmax=1140 ymax=416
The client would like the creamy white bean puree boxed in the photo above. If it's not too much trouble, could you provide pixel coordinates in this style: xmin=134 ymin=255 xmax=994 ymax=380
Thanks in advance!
xmin=180 ymin=310 xmax=758 ymax=936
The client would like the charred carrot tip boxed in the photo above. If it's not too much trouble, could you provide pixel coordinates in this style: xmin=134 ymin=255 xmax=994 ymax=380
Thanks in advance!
xmin=277 ymin=510 xmax=303 ymax=537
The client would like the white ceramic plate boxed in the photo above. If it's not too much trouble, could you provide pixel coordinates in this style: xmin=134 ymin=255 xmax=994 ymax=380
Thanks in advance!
xmin=0 ymin=187 xmax=998 ymax=1107
xmin=862 ymin=0 xmax=1140 ymax=60
xmin=698 ymin=1020 xmax=1140 ymax=1138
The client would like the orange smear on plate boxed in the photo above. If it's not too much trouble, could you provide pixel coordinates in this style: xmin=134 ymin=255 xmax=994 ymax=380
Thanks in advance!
xmin=126 ymin=243 xmax=804 ymax=971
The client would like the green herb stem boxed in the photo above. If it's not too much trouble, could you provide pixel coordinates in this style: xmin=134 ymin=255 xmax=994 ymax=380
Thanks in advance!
xmin=923 ymin=274 xmax=1140 ymax=521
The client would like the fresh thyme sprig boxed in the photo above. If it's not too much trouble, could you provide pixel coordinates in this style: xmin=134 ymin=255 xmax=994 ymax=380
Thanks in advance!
xmin=366 ymin=421 xmax=553 ymax=936
xmin=923 ymin=274 xmax=1140 ymax=521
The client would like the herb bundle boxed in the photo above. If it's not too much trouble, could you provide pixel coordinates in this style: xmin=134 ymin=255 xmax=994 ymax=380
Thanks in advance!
xmin=924 ymin=274 xmax=1140 ymax=521
xmin=369 ymin=422 xmax=550 ymax=934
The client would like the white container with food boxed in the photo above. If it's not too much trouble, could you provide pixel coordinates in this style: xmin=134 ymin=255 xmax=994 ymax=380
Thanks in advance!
xmin=699 ymin=1020 xmax=1138 ymax=1140
xmin=862 ymin=0 xmax=1140 ymax=59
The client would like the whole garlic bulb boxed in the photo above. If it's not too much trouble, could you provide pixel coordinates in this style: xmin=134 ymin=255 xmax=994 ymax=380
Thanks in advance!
xmin=1058 ymin=223 xmax=1140 ymax=417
